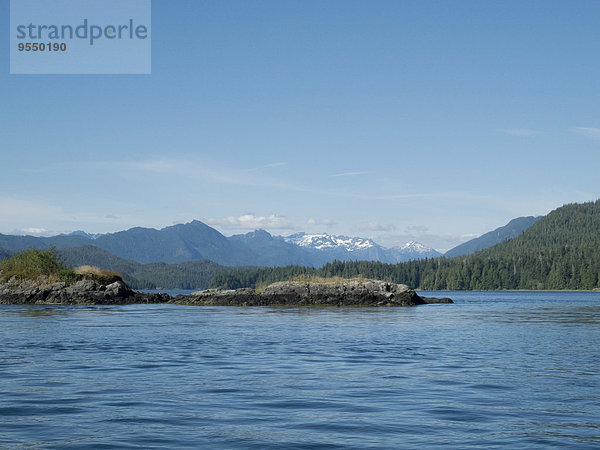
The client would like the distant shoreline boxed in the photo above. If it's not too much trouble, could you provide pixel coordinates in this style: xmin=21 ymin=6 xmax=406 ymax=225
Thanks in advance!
xmin=416 ymin=289 xmax=600 ymax=293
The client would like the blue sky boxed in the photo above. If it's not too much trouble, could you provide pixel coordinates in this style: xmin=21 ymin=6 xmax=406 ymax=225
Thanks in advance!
xmin=1 ymin=0 xmax=599 ymax=252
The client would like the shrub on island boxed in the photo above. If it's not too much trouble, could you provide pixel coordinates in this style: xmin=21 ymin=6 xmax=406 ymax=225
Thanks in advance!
xmin=0 ymin=248 xmax=123 ymax=285
xmin=0 ymin=247 xmax=76 ymax=283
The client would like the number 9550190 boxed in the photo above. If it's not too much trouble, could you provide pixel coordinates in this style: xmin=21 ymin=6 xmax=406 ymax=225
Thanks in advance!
xmin=18 ymin=42 xmax=67 ymax=52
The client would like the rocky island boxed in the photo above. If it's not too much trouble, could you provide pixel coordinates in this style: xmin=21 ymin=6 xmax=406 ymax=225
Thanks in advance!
xmin=0 ymin=277 xmax=451 ymax=307
xmin=175 ymin=279 xmax=452 ymax=307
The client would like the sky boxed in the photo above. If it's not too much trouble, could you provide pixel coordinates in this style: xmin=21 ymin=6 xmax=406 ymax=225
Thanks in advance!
xmin=1 ymin=0 xmax=599 ymax=252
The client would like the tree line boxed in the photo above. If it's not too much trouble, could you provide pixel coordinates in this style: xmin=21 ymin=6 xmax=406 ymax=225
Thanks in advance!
xmin=211 ymin=201 xmax=600 ymax=291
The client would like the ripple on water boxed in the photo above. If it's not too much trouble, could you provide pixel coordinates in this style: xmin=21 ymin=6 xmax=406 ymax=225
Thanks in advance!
xmin=0 ymin=292 xmax=599 ymax=448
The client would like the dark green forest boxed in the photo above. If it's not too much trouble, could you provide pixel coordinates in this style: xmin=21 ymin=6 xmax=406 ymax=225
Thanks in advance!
xmin=211 ymin=201 xmax=600 ymax=290
xmin=55 ymin=246 xmax=250 ymax=289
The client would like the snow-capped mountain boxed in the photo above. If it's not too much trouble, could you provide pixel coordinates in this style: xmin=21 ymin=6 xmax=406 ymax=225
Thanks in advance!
xmin=399 ymin=241 xmax=429 ymax=253
xmin=279 ymin=232 xmax=441 ymax=263
xmin=388 ymin=240 xmax=442 ymax=260
xmin=62 ymin=230 xmax=103 ymax=240
xmin=284 ymin=232 xmax=376 ymax=252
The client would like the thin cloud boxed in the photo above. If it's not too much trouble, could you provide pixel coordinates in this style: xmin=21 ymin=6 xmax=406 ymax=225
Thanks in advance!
xmin=245 ymin=162 xmax=287 ymax=172
xmin=354 ymin=191 xmax=491 ymax=202
xmin=499 ymin=128 xmax=541 ymax=137
xmin=18 ymin=227 xmax=50 ymax=236
xmin=125 ymin=158 xmax=289 ymax=189
xmin=405 ymin=225 xmax=429 ymax=234
xmin=333 ymin=171 xmax=369 ymax=177
xmin=306 ymin=217 xmax=337 ymax=227
xmin=356 ymin=222 xmax=397 ymax=232
xmin=573 ymin=127 xmax=600 ymax=140
xmin=19 ymin=159 xmax=355 ymax=199
xmin=206 ymin=213 xmax=294 ymax=230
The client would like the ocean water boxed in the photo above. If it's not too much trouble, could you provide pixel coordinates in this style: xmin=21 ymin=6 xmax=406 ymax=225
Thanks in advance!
xmin=0 ymin=291 xmax=598 ymax=449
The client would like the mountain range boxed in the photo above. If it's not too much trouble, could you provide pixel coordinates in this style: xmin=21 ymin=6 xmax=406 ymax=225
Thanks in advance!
xmin=0 ymin=222 xmax=441 ymax=267
xmin=211 ymin=200 xmax=600 ymax=291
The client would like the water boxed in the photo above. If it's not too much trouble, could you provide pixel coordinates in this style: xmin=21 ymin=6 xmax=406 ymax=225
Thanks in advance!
xmin=0 ymin=291 xmax=598 ymax=449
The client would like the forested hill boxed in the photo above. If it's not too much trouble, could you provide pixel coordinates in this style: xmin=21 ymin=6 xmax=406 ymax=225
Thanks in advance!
xmin=444 ymin=216 xmax=540 ymax=257
xmin=0 ymin=249 xmax=15 ymax=260
xmin=491 ymin=201 xmax=600 ymax=253
xmin=212 ymin=200 xmax=600 ymax=290
xmin=56 ymin=246 xmax=251 ymax=290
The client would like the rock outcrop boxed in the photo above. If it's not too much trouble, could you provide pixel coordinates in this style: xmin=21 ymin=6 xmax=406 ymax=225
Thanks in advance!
xmin=262 ymin=279 xmax=424 ymax=306
xmin=175 ymin=280 xmax=453 ymax=307
xmin=174 ymin=288 xmax=262 ymax=306
xmin=0 ymin=277 xmax=170 ymax=305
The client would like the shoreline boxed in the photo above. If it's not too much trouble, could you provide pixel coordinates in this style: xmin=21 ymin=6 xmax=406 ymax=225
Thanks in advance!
xmin=416 ymin=289 xmax=600 ymax=293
